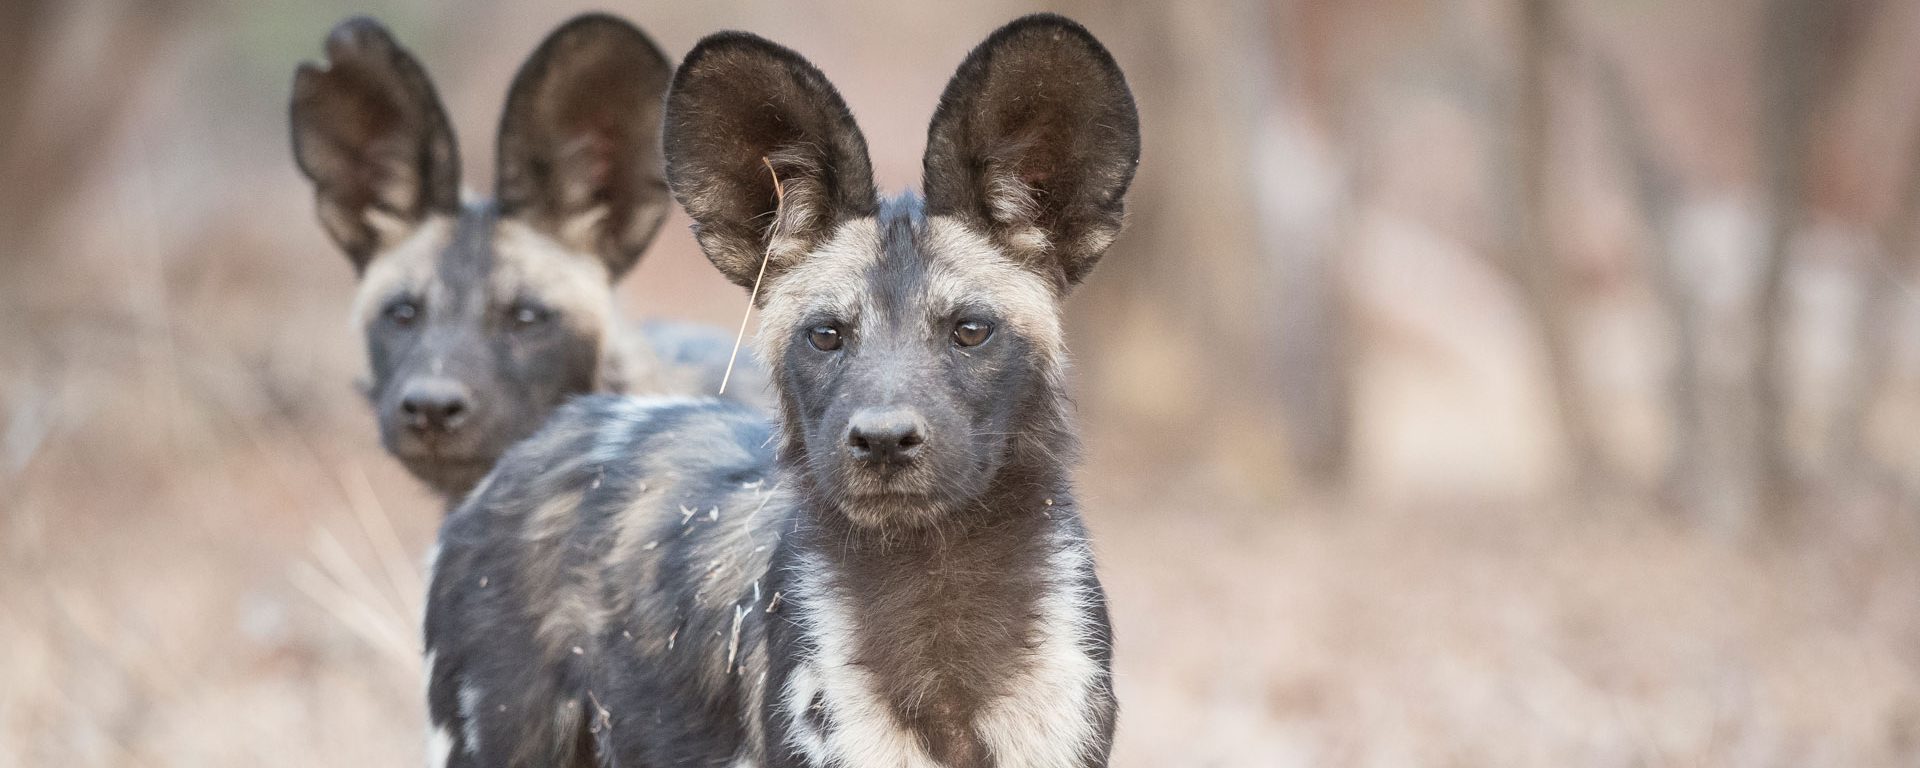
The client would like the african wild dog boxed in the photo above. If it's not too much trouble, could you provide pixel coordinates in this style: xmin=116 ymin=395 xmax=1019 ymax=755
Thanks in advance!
xmin=290 ymin=14 xmax=763 ymax=499
xmin=424 ymin=14 xmax=1139 ymax=767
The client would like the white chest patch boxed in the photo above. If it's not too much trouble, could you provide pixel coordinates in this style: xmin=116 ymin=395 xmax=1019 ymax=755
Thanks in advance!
xmin=781 ymin=556 xmax=940 ymax=767
xmin=972 ymin=541 xmax=1107 ymax=768
xmin=778 ymin=535 xmax=1107 ymax=768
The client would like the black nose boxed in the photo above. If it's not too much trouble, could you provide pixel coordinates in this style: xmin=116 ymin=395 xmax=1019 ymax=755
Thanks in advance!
xmin=399 ymin=379 xmax=472 ymax=433
xmin=846 ymin=408 xmax=927 ymax=465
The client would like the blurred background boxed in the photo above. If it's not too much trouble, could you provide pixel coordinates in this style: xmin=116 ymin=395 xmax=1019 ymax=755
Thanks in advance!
xmin=4 ymin=0 xmax=1919 ymax=765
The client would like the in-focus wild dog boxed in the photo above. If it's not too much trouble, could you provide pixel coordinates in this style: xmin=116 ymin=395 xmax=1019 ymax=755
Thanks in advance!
xmin=290 ymin=14 xmax=763 ymax=499
xmin=424 ymin=14 xmax=1139 ymax=767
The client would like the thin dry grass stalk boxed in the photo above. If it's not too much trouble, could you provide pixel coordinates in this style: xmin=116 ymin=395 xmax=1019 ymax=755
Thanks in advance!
xmin=293 ymin=505 xmax=422 ymax=671
xmin=717 ymin=156 xmax=787 ymax=395
xmin=336 ymin=461 xmax=422 ymax=619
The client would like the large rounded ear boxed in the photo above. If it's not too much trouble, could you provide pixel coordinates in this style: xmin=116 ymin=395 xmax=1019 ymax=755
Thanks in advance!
xmin=291 ymin=17 xmax=460 ymax=272
xmin=923 ymin=14 xmax=1140 ymax=288
xmin=664 ymin=32 xmax=876 ymax=290
xmin=495 ymin=14 xmax=673 ymax=280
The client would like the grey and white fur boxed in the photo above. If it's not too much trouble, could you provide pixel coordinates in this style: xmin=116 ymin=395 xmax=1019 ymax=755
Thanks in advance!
xmin=290 ymin=14 xmax=765 ymax=500
xmin=424 ymin=14 xmax=1140 ymax=767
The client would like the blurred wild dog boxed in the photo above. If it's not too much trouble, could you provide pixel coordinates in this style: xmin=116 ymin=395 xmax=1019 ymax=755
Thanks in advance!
xmin=423 ymin=14 xmax=1139 ymax=767
xmin=290 ymin=14 xmax=764 ymax=499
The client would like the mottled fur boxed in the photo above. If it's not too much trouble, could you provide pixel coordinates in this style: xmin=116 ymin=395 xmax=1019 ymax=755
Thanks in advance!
xmin=291 ymin=15 xmax=764 ymax=498
xmin=424 ymin=14 xmax=1138 ymax=767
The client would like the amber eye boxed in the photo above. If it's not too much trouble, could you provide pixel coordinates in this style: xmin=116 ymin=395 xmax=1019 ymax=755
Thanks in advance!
xmin=384 ymin=298 xmax=420 ymax=326
xmin=808 ymin=325 xmax=843 ymax=351
xmin=952 ymin=319 xmax=994 ymax=348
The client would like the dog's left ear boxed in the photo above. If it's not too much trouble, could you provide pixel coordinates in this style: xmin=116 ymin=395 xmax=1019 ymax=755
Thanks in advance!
xmin=495 ymin=14 xmax=673 ymax=279
xmin=923 ymin=14 xmax=1140 ymax=289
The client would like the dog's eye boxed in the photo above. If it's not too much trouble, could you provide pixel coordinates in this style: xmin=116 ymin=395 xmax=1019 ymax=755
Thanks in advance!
xmin=807 ymin=325 xmax=843 ymax=352
xmin=384 ymin=298 xmax=421 ymax=326
xmin=952 ymin=319 xmax=993 ymax=348
xmin=510 ymin=302 xmax=551 ymax=328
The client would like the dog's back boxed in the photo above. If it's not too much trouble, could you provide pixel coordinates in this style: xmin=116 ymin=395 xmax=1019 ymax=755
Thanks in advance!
xmin=426 ymin=394 xmax=781 ymax=765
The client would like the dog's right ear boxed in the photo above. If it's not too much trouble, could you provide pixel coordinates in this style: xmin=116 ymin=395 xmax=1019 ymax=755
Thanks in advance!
xmin=663 ymin=32 xmax=875 ymax=290
xmin=923 ymin=15 xmax=1139 ymax=289
xmin=291 ymin=18 xmax=460 ymax=272
xmin=495 ymin=14 xmax=673 ymax=281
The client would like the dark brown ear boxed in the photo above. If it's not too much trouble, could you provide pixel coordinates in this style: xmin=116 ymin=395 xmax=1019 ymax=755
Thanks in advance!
xmin=291 ymin=17 xmax=459 ymax=271
xmin=923 ymin=14 xmax=1140 ymax=288
xmin=494 ymin=14 xmax=673 ymax=280
xmin=663 ymin=32 xmax=876 ymax=290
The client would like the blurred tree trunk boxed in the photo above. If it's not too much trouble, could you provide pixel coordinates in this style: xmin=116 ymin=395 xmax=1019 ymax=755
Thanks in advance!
xmin=0 ymin=0 xmax=49 ymax=141
xmin=1258 ymin=0 xmax=1356 ymax=486
xmin=1752 ymin=0 xmax=1815 ymax=521
xmin=0 ymin=1 xmax=187 ymax=265
xmin=1830 ymin=114 xmax=1920 ymax=478
xmin=1752 ymin=0 xmax=1869 ymax=520
xmin=1061 ymin=0 xmax=1296 ymax=488
xmin=1583 ymin=43 xmax=1702 ymax=505
xmin=1499 ymin=0 xmax=1610 ymax=488
xmin=1821 ymin=0 xmax=1902 ymax=485
xmin=1265 ymin=178 xmax=1357 ymax=487
xmin=0 ymin=0 xmax=52 ymax=256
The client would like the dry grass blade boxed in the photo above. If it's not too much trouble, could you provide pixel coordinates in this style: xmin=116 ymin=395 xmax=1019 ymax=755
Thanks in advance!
xmin=298 ymin=524 xmax=420 ymax=671
xmin=289 ymin=561 xmax=418 ymax=669
xmin=717 ymin=156 xmax=787 ymax=395
xmin=337 ymin=460 xmax=423 ymax=619
xmin=309 ymin=526 xmax=409 ymax=628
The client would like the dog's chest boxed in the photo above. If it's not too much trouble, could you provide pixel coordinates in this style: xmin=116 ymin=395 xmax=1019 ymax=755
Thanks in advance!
xmin=773 ymin=542 xmax=1106 ymax=768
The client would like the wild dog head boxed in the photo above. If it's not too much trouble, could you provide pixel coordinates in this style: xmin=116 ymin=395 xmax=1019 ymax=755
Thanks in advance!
xmin=291 ymin=15 xmax=672 ymax=495
xmin=665 ymin=15 xmax=1139 ymax=529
